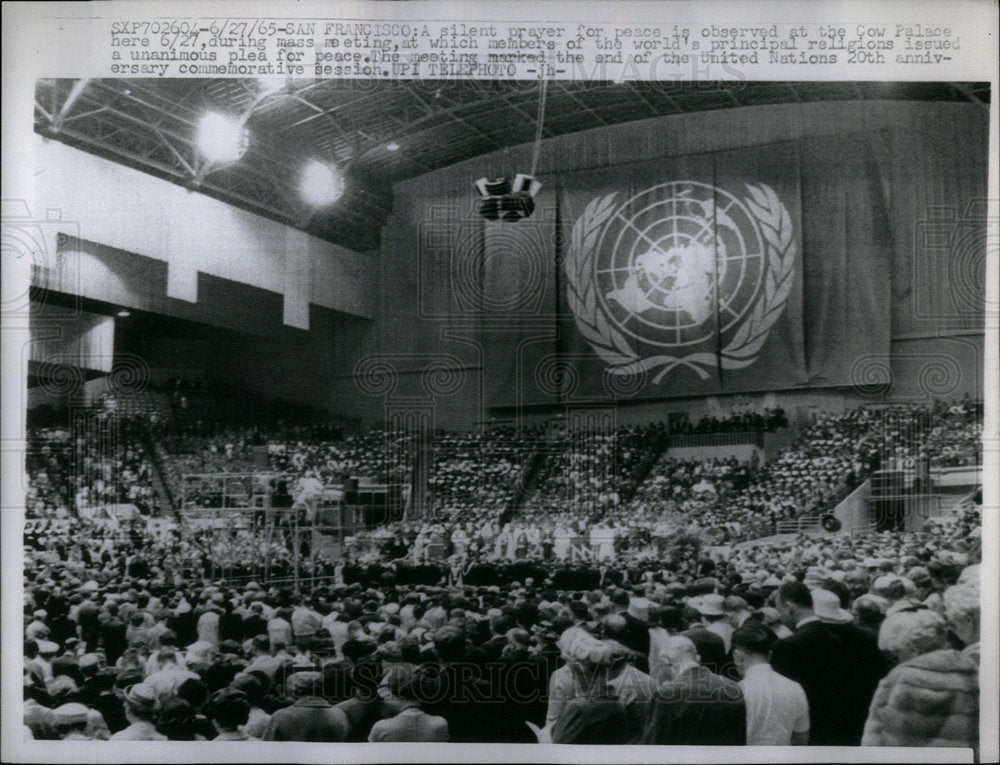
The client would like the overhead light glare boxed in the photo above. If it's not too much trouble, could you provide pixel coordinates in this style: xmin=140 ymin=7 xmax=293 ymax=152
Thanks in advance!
xmin=196 ymin=112 xmax=249 ymax=163
xmin=300 ymin=160 xmax=345 ymax=206
xmin=386 ymin=142 xmax=400 ymax=152
xmin=117 ymin=309 xmax=131 ymax=318
xmin=257 ymin=76 xmax=287 ymax=94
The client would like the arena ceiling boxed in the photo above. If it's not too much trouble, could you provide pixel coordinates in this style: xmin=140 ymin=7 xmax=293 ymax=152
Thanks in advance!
xmin=34 ymin=78 xmax=990 ymax=252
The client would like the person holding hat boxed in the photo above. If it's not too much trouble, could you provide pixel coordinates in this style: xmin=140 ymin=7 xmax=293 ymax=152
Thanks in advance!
xmin=731 ymin=622 xmax=809 ymax=745
xmin=545 ymin=632 xmax=626 ymax=745
xmin=619 ymin=596 xmax=652 ymax=668
xmin=334 ymin=656 xmax=396 ymax=742
xmin=109 ymin=683 xmax=166 ymax=740
xmin=603 ymin=632 xmax=655 ymax=745
xmin=643 ymin=635 xmax=746 ymax=745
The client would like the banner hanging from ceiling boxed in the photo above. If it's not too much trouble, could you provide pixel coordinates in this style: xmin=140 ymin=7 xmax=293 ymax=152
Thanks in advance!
xmin=480 ymin=135 xmax=894 ymax=404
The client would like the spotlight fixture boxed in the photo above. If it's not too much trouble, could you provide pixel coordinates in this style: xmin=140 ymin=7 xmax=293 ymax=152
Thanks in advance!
xmin=299 ymin=159 xmax=345 ymax=207
xmin=116 ymin=309 xmax=130 ymax=318
xmin=196 ymin=112 xmax=249 ymax=164
xmin=474 ymin=173 xmax=541 ymax=221
xmin=386 ymin=142 xmax=400 ymax=152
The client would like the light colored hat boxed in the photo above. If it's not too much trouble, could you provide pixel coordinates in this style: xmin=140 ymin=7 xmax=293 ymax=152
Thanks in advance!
xmin=811 ymin=589 xmax=852 ymax=623
xmin=185 ymin=640 xmax=215 ymax=665
xmin=558 ymin=628 xmax=612 ymax=665
xmin=958 ymin=564 xmax=980 ymax=586
xmin=803 ymin=567 xmax=831 ymax=588
xmin=873 ymin=574 xmax=905 ymax=594
xmin=36 ymin=639 xmax=59 ymax=655
xmin=47 ymin=675 xmax=78 ymax=697
xmin=53 ymin=702 xmax=89 ymax=726
xmin=627 ymin=597 xmax=651 ymax=623
xmin=694 ymin=594 xmax=725 ymax=617
xmin=123 ymin=683 xmax=158 ymax=714
xmin=853 ymin=593 xmax=888 ymax=613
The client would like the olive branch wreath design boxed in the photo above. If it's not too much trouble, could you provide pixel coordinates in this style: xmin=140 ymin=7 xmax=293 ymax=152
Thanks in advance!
xmin=565 ymin=183 xmax=796 ymax=383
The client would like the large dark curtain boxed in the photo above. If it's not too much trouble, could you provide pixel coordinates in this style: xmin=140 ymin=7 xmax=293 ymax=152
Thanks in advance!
xmin=480 ymin=135 xmax=898 ymax=404
xmin=382 ymin=101 xmax=987 ymax=410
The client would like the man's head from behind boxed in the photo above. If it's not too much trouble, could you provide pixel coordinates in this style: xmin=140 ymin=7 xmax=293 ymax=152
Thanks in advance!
xmin=655 ymin=635 xmax=700 ymax=683
xmin=775 ymin=582 xmax=813 ymax=629
xmin=731 ymin=621 xmax=778 ymax=678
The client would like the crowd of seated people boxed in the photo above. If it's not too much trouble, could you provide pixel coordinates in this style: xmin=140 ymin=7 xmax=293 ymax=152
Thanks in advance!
xmin=21 ymin=496 xmax=982 ymax=748
xmin=427 ymin=426 xmax=543 ymax=518
xmin=669 ymin=406 xmax=789 ymax=435
xmin=157 ymin=426 xmax=407 ymax=510
xmin=25 ymin=418 xmax=160 ymax=520
xmin=874 ymin=400 xmax=982 ymax=471
xmin=526 ymin=422 xmax=669 ymax=517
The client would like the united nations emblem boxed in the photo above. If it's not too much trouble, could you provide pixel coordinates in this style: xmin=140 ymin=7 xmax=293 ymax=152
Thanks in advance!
xmin=565 ymin=181 xmax=796 ymax=382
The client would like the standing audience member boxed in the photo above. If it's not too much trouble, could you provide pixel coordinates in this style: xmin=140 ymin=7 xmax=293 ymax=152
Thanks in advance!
xmin=732 ymin=623 xmax=809 ymax=745
xmin=368 ymin=665 xmax=448 ymax=742
xmin=550 ymin=631 xmax=627 ymax=745
xmin=263 ymin=672 xmax=349 ymax=742
xmin=109 ymin=684 xmax=166 ymax=741
xmin=209 ymin=688 xmax=257 ymax=740
xmin=643 ymin=636 xmax=745 ymax=745
xmin=862 ymin=580 xmax=979 ymax=750
xmin=770 ymin=582 xmax=851 ymax=745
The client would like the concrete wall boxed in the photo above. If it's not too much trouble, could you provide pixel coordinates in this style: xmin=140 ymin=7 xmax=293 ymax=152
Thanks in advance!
xmin=833 ymin=479 xmax=872 ymax=533
xmin=29 ymin=135 xmax=376 ymax=326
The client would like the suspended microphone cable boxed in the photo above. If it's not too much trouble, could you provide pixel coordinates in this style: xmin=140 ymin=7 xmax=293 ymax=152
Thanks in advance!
xmin=529 ymin=76 xmax=549 ymax=178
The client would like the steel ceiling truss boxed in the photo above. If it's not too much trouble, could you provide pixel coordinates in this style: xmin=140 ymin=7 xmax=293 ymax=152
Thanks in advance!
xmin=33 ymin=78 xmax=989 ymax=252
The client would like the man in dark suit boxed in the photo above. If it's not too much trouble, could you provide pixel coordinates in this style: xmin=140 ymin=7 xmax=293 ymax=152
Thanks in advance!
xmin=643 ymin=635 xmax=746 ymax=745
xmin=811 ymin=588 xmax=891 ymax=745
xmin=421 ymin=625 xmax=499 ymax=743
xmin=679 ymin=623 xmax=728 ymax=677
xmin=771 ymin=582 xmax=852 ymax=746
xmin=479 ymin=613 xmax=511 ymax=662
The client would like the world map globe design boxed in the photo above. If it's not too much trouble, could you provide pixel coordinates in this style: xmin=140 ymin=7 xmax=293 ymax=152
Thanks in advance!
xmin=594 ymin=181 xmax=766 ymax=349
